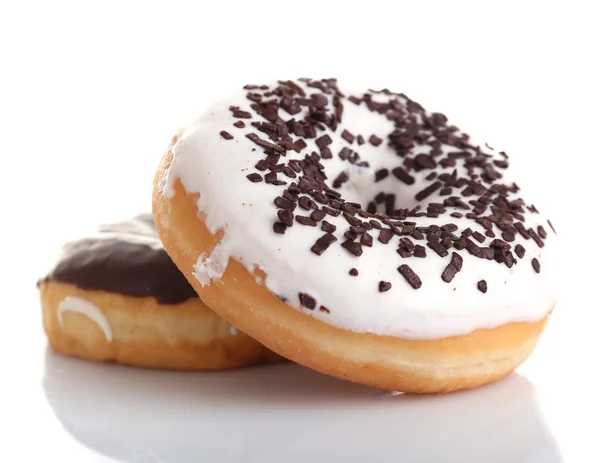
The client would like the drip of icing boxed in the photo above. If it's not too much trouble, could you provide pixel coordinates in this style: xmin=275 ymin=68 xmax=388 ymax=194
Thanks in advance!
xmin=164 ymin=80 xmax=560 ymax=340
xmin=192 ymin=244 xmax=229 ymax=286
xmin=58 ymin=296 xmax=113 ymax=342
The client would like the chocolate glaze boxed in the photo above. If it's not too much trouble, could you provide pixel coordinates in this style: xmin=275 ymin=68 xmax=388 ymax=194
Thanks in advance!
xmin=38 ymin=214 xmax=198 ymax=305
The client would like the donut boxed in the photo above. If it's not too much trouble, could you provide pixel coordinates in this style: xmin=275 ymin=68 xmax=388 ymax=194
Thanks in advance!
xmin=152 ymin=78 xmax=559 ymax=392
xmin=37 ymin=213 xmax=281 ymax=370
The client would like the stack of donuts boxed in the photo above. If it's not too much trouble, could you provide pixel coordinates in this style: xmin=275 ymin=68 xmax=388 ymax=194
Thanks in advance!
xmin=39 ymin=78 xmax=559 ymax=393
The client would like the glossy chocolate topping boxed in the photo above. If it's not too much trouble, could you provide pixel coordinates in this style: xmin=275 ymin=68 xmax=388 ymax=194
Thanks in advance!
xmin=38 ymin=214 xmax=198 ymax=304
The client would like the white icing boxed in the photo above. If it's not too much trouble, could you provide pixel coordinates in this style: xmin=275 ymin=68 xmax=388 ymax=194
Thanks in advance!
xmin=58 ymin=296 xmax=114 ymax=342
xmin=164 ymin=80 xmax=560 ymax=340
xmin=192 ymin=244 xmax=229 ymax=286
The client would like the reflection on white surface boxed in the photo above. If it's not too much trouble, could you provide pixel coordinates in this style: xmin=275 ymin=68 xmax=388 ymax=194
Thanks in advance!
xmin=43 ymin=350 xmax=562 ymax=463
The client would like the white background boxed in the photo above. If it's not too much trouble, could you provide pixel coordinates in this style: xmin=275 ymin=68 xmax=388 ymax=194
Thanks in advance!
xmin=0 ymin=1 xmax=599 ymax=462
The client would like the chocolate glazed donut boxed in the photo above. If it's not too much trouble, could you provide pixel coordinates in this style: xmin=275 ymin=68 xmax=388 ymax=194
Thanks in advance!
xmin=38 ymin=214 xmax=281 ymax=370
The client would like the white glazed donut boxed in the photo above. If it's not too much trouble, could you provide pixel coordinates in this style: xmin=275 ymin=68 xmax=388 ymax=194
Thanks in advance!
xmin=153 ymin=78 xmax=559 ymax=393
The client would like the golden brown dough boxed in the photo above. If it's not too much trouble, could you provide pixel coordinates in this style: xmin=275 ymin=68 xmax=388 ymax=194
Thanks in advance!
xmin=41 ymin=281 xmax=282 ymax=370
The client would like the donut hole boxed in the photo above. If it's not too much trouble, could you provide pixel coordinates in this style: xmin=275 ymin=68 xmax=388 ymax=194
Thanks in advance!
xmin=303 ymin=92 xmax=478 ymax=224
xmin=332 ymin=164 xmax=455 ymax=221
xmin=309 ymin=150 xmax=457 ymax=227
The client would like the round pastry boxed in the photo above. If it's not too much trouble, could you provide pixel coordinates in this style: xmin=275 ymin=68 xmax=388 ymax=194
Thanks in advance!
xmin=38 ymin=214 xmax=281 ymax=370
xmin=153 ymin=78 xmax=559 ymax=392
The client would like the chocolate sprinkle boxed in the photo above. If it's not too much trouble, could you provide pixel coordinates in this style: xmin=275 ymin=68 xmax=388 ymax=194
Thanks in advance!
xmin=392 ymin=167 xmax=415 ymax=185
xmin=529 ymin=229 xmax=545 ymax=248
xmin=379 ymin=281 xmax=392 ymax=292
xmin=322 ymin=206 xmax=341 ymax=217
xmin=293 ymin=139 xmax=307 ymax=152
xmin=369 ymin=135 xmax=383 ymax=146
xmin=299 ymin=293 xmax=316 ymax=310
xmin=254 ymin=160 xmax=268 ymax=171
xmin=333 ymin=171 xmax=349 ymax=188
xmin=414 ymin=245 xmax=427 ymax=258
xmin=472 ymin=231 xmax=486 ymax=243
xmin=321 ymin=220 xmax=336 ymax=233
xmin=442 ymin=252 xmax=463 ymax=283
xmin=311 ymin=233 xmax=338 ymax=255
xmin=454 ymin=237 xmax=467 ymax=250
xmin=273 ymin=222 xmax=287 ymax=234
xmin=361 ymin=232 xmax=373 ymax=247
xmin=246 ymin=133 xmax=284 ymax=153
xmin=341 ymin=129 xmax=355 ymax=144
xmin=341 ymin=240 xmax=363 ymax=256
xmin=515 ymin=244 xmax=526 ymax=258
xmin=477 ymin=280 xmax=488 ymax=293
xmin=220 ymin=130 xmax=233 ymax=140
xmin=537 ymin=225 xmax=547 ymax=239
xmin=441 ymin=264 xmax=458 ymax=283
xmin=398 ymin=264 xmax=422 ymax=289
xmin=229 ymin=106 xmax=252 ymax=118
xmin=515 ymin=222 xmax=531 ymax=240
xmin=501 ymin=231 xmax=516 ymax=242
xmin=375 ymin=168 xmax=389 ymax=182
xmin=274 ymin=196 xmax=296 ymax=211
xmin=415 ymin=181 xmax=442 ymax=201
xmin=532 ymin=258 xmax=541 ymax=273
xmin=378 ymin=229 xmax=394 ymax=244
xmin=277 ymin=209 xmax=294 ymax=226
xmin=451 ymin=252 xmax=463 ymax=270
xmin=504 ymin=251 xmax=515 ymax=268
xmin=296 ymin=216 xmax=317 ymax=226
xmin=428 ymin=241 xmax=449 ymax=258
xmin=349 ymin=268 xmax=358 ymax=276
xmin=311 ymin=210 xmax=326 ymax=222
xmin=246 ymin=173 xmax=263 ymax=183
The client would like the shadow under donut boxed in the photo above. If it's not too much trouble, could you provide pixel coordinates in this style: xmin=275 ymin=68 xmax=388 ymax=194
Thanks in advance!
xmin=43 ymin=348 xmax=563 ymax=463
